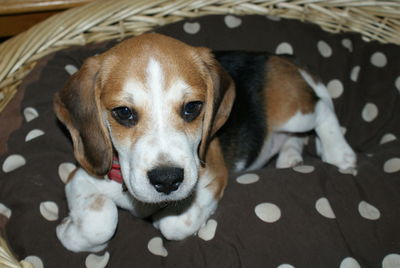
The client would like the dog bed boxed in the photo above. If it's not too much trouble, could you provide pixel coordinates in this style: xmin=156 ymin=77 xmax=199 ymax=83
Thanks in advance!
xmin=1 ymin=1 xmax=400 ymax=268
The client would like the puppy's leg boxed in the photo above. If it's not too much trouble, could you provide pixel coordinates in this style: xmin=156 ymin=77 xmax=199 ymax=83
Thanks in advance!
xmin=153 ymin=172 xmax=218 ymax=240
xmin=299 ymin=70 xmax=357 ymax=170
xmin=265 ymin=57 xmax=356 ymax=171
xmin=276 ymin=135 xmax=305 ymax=168
xmin=313 ymin=101 xmax=357 ymax=170
xmin=153 ymin=139 xmax=227 ymax=240
xmin=57 ymin=169 xmax=118 ymax=252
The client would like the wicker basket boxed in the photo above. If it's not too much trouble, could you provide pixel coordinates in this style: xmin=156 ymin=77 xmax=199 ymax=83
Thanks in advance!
xmin=0 ymin=0 xmax=399 ymax=266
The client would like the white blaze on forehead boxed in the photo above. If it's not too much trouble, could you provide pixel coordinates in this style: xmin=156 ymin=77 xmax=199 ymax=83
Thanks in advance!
xmin=122 ymin=58 xmax=192 ymax=110
xmin=146 ymin=58 xmax=192 ymax=104
xmin=146 ymin=58 xmax=170 ymax=150
xmin=147 ymin=58 xmax=165 ymax=91
xmin=143 ymin=58 xmax=194 ymax=152
xmin=121 ymin=58 xmax=166 ymax=106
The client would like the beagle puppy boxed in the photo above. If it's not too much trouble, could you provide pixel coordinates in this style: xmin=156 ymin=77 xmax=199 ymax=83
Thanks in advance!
xmin=54 ymin=33 xmax=356 ymax=252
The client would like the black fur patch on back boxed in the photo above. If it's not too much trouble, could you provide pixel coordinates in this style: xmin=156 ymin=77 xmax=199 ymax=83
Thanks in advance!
xmin=214 ymin=51 xmax=271 ymax=169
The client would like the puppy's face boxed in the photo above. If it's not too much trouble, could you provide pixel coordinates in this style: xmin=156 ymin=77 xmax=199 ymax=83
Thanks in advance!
xmin=102 ymin=47 xmax=208 ymax=203
xmin=54 ymin=34 xmax=235 ymax=204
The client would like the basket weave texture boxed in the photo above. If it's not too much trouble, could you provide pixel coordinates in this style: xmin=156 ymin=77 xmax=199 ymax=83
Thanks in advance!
xmin=0 ymin=0 xmax=400 ymax=113
xmin=0 ymin=0 xmax=399 ymax=266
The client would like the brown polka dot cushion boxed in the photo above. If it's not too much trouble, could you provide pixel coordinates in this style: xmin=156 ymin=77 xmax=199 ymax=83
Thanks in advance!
xmin=1 ymin=15 xmax=400 ymax=268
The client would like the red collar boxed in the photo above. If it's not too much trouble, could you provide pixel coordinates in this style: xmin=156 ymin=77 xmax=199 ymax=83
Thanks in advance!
xmin=108 ymin=156 xmax=123 ymax=184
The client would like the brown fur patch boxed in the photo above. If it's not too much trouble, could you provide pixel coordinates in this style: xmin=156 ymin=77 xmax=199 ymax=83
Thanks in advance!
xmin=203 ymin=138 xmax=228 ymax=199
xmin=89 ymin=195 xmax=106 ymax=211
xmin=265 ymin=56 xmax=317 ymax=131
xmin=98 ymin=33 xmax=209 ymax=96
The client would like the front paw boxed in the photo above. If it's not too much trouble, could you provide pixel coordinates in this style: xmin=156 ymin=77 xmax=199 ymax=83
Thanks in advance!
xmin=153 ymin=214 xmax=201 ymax=240
xmin=56 ymin=217 xmax=108 ymax=252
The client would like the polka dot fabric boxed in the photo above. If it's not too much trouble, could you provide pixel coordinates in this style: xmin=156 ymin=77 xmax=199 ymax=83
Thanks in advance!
xmin=0 ymin=15 xmax=399 ymax=268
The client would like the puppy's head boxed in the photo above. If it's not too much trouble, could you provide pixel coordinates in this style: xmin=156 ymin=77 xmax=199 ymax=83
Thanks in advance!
xmin=54 ymin=33 xmax=235 ymax=203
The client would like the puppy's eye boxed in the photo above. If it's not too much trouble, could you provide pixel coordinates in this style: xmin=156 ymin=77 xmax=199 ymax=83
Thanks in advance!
xmin=181 ymin=101 xmax=203 ymax=122
xmin=112 ymin=107 xmax=138 ymax=127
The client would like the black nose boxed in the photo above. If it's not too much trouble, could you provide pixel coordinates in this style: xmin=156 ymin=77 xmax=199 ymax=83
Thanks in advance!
xmin=147 ymin=167 xmax=184 ymax=194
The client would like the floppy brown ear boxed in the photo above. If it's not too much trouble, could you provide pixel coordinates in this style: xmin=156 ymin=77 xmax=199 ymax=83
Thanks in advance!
xmin=197 ymin=48 xmax=236 ymax=162
xmin=53 ymin=56 xmax=113 ymax=177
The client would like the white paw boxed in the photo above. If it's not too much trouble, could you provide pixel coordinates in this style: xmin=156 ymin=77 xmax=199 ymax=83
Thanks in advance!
xmin=153 ymin=214 xmax=201 ymax=241
xmin=276 ymin=148 xmax=303 ymax=168
xmin=56 ymin=217 xmax=107 ymax=253
xmin=323 ymin=144 xmax=357 ymax=171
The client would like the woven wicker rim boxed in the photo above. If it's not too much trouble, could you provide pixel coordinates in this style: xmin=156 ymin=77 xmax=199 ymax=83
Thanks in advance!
xmin=0 ymin=0 xmax=399 ymax=266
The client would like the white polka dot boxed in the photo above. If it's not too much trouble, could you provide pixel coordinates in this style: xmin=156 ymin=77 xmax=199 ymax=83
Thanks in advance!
xmin=317 ymin=40 xmax=332 ymax=58
xmin=293 ymin=165 xmax=315 ymax=174
xmin=24 ymin=107 xmax=39 ymax=122
xmin=380 ymin=133 xmax=396 ymax=144
xmin=2 ymin=154 xmax=26 ymax=173
xmin=315 ymin=197 xmax=336 ymax=219
xmin=58 ymin=162 xmax=77 ymax=183
xmin=0 ymin=203 xmax=12 ymax=218
xmin=394 ymin=76 xmax=400 ymax=89
xmin=25 ymin=129 xmax=45 ymax=142
xmin=277 ymin=264 xmax=295 ymax=268
xmin=183 ymin=22 xmax=200 ymax=34
xmin=198 ymin=219 xmax=218 ymax=241
xmin=65 ymin=64 xmax=78 ymax=75
xmin=350 ymin=66 xmax=360 ymax=82
xmin=382 ymin=254 xmax=400 ymax=268
xmin=395 ymin=76 xmax=400 ymax=93
xmin=383 ymin=158 xmax=400 ymax=173
xmin=224 ymin=15 xmax=242 ymax=28
xmin=236 ymin=173 xmax=259 ymax=184
xmin=255 ymin=203 xmax=281 ymax=223
xmin=148 ymin=237 xmax=168 ymax=257
xmin=327 ymin=79 xmax=344 ymax=98
xmin=342 ymin=38 xmax=353 ymax=52
xmin=85 ymin=252 xmax=110 ymax=268
xmin=39 ymin=201 xmax=59 ymax=221
xmin=24 ymin=256 xmax=44 ymax=268
xmin=370 ymin=52 xmax=387 ymax=67
xmin=340 ymin=257 xmax=361 ymax=268
xmin=275 ymin=42 xmax=294 ymax=55
xmin=361 ymin=103 xmax=378 ymax=122
xmin=358 ymin=201 xmax=380 ymax=220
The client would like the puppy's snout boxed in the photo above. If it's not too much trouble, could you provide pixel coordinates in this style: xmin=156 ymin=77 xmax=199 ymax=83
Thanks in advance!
xmin=147 ymin=167 xmax=184 ymax=195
